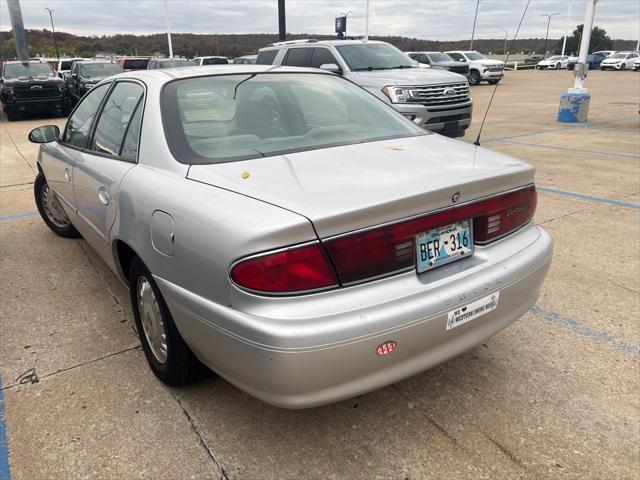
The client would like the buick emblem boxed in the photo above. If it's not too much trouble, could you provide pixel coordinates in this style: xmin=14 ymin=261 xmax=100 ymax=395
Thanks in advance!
xmin=443 ymin=87 xmax=455 ymax=96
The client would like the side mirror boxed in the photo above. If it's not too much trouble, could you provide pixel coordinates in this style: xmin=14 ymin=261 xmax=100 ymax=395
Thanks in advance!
xmin=28 ymin=125 xmax=60 ymax=144
xmin=319 ymin=63 xmax=342 ymax=74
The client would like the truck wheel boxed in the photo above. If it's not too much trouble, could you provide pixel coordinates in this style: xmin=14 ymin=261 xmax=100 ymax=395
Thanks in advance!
xmin=468 ymin=70 xmax=481 ymax=85
xmin=129 ymin=257 xmax=208 ymax=386
xmin=34 ymin=172 xmax=80 ymax=238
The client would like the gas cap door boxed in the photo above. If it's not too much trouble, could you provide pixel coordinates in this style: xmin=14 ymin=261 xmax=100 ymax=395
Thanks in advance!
xmin=151 ymin=210 xmax=175 ymax=257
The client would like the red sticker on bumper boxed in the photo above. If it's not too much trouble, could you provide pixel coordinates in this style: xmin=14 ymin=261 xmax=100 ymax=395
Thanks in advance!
xmin=375 ymin=341 xmax=398 ymax=356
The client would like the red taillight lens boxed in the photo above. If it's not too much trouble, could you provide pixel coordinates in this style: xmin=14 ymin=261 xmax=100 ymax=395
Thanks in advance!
xmin=230 ymin=243 xmax=338 ymax=294
xmin=324 ymin=186 xmax=537 ymax=285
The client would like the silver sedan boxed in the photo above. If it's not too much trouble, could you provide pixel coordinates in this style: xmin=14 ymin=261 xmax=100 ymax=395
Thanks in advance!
xmin=29 ymin=65 xmax=552 ymax=408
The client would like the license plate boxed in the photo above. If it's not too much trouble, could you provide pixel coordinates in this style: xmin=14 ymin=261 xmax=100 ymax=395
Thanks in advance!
xmin=416 ymin=219 xmax=473 ymax=273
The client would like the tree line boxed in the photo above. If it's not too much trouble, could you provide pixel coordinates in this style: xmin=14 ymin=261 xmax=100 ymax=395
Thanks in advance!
xmin=0 ymin=26 xmax=634 ymax=60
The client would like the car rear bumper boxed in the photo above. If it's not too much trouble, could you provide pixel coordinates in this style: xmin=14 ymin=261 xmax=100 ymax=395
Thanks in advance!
xmin=156 ymin=224 xmax=553 ymax=409
xmin=394 ymin=101 xmax=473 ymax=134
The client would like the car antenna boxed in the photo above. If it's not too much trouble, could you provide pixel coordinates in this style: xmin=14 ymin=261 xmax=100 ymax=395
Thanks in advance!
xmin=474 ymin=0 xmax=532 ymax=146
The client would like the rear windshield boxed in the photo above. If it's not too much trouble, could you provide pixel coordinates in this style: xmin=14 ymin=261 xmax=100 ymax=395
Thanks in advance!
xmin=4 ymin=63 xmax=55 ymax=78
xmin=162 ymin=73 xmax=425 ymax=164
xmin=123 ymin=59 xmax=150 ymax=69
xmin=202 ymin=57 xmax=229 ymax=65
xmin=80 ymin=63 xmax=124 ymax=78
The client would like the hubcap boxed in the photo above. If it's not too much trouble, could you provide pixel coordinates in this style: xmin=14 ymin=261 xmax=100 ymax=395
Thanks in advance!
xmin=137 ymin=277 xmax=168 ymax=364
xmin=41 ymin=183 xmax=70 ymax=228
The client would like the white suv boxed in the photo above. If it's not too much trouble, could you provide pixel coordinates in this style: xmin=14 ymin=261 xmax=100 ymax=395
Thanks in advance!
xmin=257 ymin=39 xmax=473 ymax=138
xmin=192 ymin=56 xmax=229 ymax=66
xmin=445 ymin=51 xmax=504 ymax=85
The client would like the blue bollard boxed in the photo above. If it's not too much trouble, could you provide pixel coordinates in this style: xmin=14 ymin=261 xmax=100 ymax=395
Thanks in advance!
xmin=557 ymin=92 xmax=591 ymax=123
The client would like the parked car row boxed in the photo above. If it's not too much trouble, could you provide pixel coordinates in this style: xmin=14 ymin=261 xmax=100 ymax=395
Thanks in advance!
xmin=537 ymin=51 xmax=640 ymax=71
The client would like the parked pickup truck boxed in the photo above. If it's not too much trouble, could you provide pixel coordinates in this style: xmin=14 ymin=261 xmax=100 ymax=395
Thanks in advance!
xmin=258 ymin=39 xmax=473 ymax=138
xmin=445 ymin=51 xmax=504 ymax=85
xmin=406 ymin=52 xmax=470 ymax=76
xmin=0 ymin=60 xmax=68 ymax=120
xmin=67 ymin=60 xmax=124 ymax=105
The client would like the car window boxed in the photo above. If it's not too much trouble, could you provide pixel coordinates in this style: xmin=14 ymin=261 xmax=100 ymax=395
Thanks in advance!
xmin=629 ymin=53 xmax=638 ymax=58
xmin=202 ymin=57 xmax=228 ymax=65
xmin=90 ymin=82 xmax=144 ymax=157
xmin=120 ymin=101 xmax=143 ymax=161
xmin=256 ymin=50 xmax=278 ymax=65
xmin=162 ymin=73 xmax=425 ymax=164
xmin=310 ymin=48 xmax=339 ymax=68
xmin=62 ymin=83 xmax=110 ymax=148
xmin=283 ymin=48 xmax=312 ymax=67
xmin=447 ymin=52 xmax=464 ymax=61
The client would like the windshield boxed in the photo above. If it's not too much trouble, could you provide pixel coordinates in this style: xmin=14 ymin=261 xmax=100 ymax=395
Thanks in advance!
xmin=163 ymin=73 xmax=425 ymax=164
xmin=4 ymin=63 xmax=55 ymax=78
xmin=122 ymin=59 xmax=150 ymax=69
xmin=158 ymin=59 xmax=197 ymax=69
xmin=465 ymin=52 xmax=486 ymax=60
xmin=336 ymin=43 xmax=415 ymax=71
xmin=610 ymin=53 xmax=627 ymax=59
xmin=80 ymin=63 xmax=124 ymax=78
xmin=547 ymin=56 xmax=563 ymax=61
xmin=426 ymin=52 xmax=453 ymax=62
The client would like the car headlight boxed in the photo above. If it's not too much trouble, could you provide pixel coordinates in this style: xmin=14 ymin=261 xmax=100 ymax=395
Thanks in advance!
xmin=382 ymin=86 xmax=412 ymax=103
xmin=2 ymin=86 xmax=14 ymax=94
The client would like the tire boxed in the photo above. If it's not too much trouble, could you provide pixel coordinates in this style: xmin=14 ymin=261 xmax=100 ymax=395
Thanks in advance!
xmin=488 ymin=79 xmax=500 ymax=85
xmin=34 ymin=172 xmax=81 ymax=238
xmin=556 ymin=63 xmax=561 ymax=69
xmin=5 ymin=108 xmax=18 ymax=121
xmin=129 ymin=257 xmax=207 ymax=386
xmin=619 ymin=64 xmax=625 ymax=71
xmin=600 ymin=67 xmax=606 ymax=71
xmin=468 ymin=70 xmax=481 ymax=85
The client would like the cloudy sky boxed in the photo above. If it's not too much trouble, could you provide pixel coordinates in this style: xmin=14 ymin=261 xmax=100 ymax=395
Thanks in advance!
xmin=1 ymin=0 xmax=638 ymax=40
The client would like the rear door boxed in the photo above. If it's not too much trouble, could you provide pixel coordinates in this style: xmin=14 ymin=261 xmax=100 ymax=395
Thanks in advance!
xmin=282 ymin=48 xmax=312 ymax=67
xmin=72 ymin=80 xmax=144 ymax=263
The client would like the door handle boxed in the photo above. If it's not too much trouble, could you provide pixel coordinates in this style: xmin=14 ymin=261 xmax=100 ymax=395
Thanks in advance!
xmin=98 ymin=187 xmax=110 ymax=206
xmin=64 ymin=168 xmax=71 ymax=182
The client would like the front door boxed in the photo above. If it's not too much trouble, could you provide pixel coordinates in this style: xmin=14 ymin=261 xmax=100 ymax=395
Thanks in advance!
xmin=72 ymin=80 xmax=144 ymax=264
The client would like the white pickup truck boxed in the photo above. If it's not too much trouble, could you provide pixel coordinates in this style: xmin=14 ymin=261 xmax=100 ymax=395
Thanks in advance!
xmin=445 ymin=51 xmax=505 ymax=85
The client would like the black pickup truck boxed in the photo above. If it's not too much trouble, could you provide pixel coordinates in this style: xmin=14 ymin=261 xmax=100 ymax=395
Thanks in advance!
xmin=0 ymin=60 xmax=68 ymax=120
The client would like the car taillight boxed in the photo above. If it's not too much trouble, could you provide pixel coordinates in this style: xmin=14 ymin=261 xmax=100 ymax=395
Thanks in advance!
xmin=324 ymin=186 xmax=537 ymax=285
xmin=230 ymin=243 xmax=338 ymax=294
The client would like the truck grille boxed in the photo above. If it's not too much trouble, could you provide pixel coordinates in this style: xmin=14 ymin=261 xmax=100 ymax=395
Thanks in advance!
xmin=13 ymin=84 xmax=60 ymax=99
xmin=409 ymin=82 xmax=470 ymax=107
xmin=487 ymin=66 xmax=504 ymax=72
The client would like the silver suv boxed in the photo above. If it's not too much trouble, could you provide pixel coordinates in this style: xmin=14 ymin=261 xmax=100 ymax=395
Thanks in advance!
xmin=257 ymin=39 xmax=472 ymax=138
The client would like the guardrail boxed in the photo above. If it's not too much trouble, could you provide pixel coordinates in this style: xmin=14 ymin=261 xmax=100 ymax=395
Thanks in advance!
xmin=505 ymin=61 xmax=537 ymax=71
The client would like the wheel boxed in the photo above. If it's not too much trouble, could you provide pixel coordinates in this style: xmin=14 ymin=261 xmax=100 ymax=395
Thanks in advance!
xmin=619 ymin=64 xmax=625 ymax=70
xmin=488 ymin=79 xmax=500 ymax=85
xmin=556 ymin=63 xmax=561 ymax=69
xmin=34 ymin=172 xmax=80 ymax=238
xmin=129 ymin=257 xmax=207 ymax=386
xmin=600 ymin=67 xmax=606 ymax=71
xmin=468 ymin=70 xmax=481 ymax=85
xmin=5 ymin=108 xmax=18 ymax=121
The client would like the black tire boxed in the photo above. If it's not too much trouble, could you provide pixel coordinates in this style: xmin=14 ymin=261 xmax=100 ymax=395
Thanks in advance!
xmin=468 ymin=70 xmax=481 ymax=85
xmin=556 ymin=63 xmax=561 ymax=69
xmin=619 ymin=64 xmax=625 ymax=71
xmin=34 ymin=172 xmax=81 ymax=238
xmin=5 ymin=108 xmax=18 ymax=121
xmin=488 ymin=79 xmax=500 ymax=85
xmin=600 ymin=67 xmax=606 ymax=71
xmin=129 ymin=257 xmax=207 ymax=386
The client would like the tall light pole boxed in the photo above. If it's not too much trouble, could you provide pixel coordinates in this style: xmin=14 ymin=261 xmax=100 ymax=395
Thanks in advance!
xmin=470 ymin=0 xmax=480 ymax=50
xmin=561 ymin=2 xmax=572 ymax=56
xmin=163 ymin=0 xmax=173 ymax=58
xmin=541 ymin=13 xmax=559 ymax=59
xmin=498 ymin=27 xmax=508 ymax=61
xmin=45 ymin=7 xmax=60 ymax=59
xmin=364 ymin=0 xmax=370 ymax=42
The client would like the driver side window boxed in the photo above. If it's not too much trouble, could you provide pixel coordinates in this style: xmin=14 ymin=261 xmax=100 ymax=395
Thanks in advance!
xmin=62 ymin=83 xmax=110 ymax=148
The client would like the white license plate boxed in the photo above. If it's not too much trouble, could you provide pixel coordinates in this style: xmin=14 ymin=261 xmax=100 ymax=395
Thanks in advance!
xmin=416 ymin=219 xmax=473 ymax=273
xmin=447 ymin=292 xmax=500 ymax=330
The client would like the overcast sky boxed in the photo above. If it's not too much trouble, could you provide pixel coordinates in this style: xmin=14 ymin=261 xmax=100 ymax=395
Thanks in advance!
xmin=1 ymin=0 xmax=638 ymax=41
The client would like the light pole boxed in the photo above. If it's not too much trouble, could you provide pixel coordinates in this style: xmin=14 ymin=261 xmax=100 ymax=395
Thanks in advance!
xmin=498 ymin=27 xmax=508 ymax=61
xmin=541 ymin=13 xmax=559 ymax=59
xmin=45 ymin=7 xmax=59 ymax=59
xmin=470 ymin=0 xmax=480 ymax=50
xmin=561 ymin=1 xmax=572 ymax=56
xmin=163 ymin=0 xmax=173 ymax=58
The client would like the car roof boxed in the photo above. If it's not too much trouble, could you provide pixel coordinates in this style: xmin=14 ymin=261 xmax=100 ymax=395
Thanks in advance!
xmin=262 ymin=39 xmax=387 ymax=50
xmin=194 ymin=56 xmax=227 ymax=59
xmin=116 ymin=64 xmax=330 ymax=83
xmin=4 ymin=60 xmax=47 ymax=64
xmin=75 ymin=60 xmax=117 ymax=64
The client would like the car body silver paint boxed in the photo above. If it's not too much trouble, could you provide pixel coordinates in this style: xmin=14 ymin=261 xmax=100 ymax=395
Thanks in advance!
xmin=36 ymin=65 xmax=552 ymax=408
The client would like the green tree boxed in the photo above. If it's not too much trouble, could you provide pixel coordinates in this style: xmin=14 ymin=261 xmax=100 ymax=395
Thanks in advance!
xmin=558 ymin=24 xmax=612 ymax=55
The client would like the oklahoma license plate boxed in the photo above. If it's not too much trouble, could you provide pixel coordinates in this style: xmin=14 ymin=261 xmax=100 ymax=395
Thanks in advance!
xmin=416 ymin=219 xmax=473 ymax=273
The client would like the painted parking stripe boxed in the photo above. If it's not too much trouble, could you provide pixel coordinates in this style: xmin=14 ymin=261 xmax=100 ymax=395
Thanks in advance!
xmin=494 ymin=139 xmax=640 ymax=160
xmin=0 ymin=375 xmax=10 ymax=480
xmin=531 ymin=305 xmax=640 ymax=358
xmin=0 ymin=211 xmax=38 ymax=222
xmin=537 ymin=187 xmax=640 ymax=209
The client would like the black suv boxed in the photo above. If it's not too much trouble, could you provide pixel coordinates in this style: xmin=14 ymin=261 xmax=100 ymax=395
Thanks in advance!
xmin=0 ymin=60 xmax=68 ymax=120
xmin=67 ymin=60 xmax=123 ymax=105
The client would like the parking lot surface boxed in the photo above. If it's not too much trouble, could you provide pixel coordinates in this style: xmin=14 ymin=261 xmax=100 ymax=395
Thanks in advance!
xmin=1 ymin=69 xmax=638 ymax=480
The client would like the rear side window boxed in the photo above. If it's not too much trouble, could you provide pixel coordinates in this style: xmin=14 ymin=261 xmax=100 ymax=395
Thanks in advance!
xmin=90 ymin=82 xmax=144 ymax=157
xmin=283 ymin=48 xmax=312 ymax=67
xmin=448 ymin=53 xmax=464 ymax=61
xmin=310 ymin=48 xmax=339 ymax=68
xmin=203 ymin=57 xmax=229 ymax=65
xmin=62 ymin=83 xmax=110 ymax=148
xmin=256 ymin=50 xmax=278 ymax=65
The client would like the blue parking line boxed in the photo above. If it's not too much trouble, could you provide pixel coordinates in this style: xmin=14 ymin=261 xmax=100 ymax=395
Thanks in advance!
xmin=495 ymin=139 xmax=640 ymax=160
xmin=537 ymin=187 xmax=640 ymax=209
xmin=0 ymin=375 xmax=11 ymax=480
xmin=0 ymin=211 xmax=38 ymax=222
xmin=531 ymin=305 xmax=640 ymax=358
